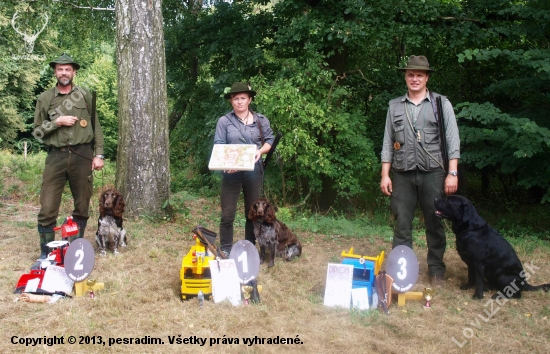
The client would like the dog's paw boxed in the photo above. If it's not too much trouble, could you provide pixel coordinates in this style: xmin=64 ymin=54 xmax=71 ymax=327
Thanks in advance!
xmin=119 ymin=229 xmax=127 ymax=247
xmin=285 ymin=245 xmax=301 ymax=261
xmin=114 ymin=249 xmax=120 ymax=256
xmin=267 ymin=262 xmax=275 ymax=268
xmin=99 ymin=250 xmax=107 ymax=257
xmin=472 ymin=292 xmax=484 ymax=299
xmin=460 ymin=283 xmax=474 ymax=290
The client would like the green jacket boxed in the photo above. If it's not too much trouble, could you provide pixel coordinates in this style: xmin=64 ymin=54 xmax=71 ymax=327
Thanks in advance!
xmin=33 ymin=85 xmax=104 ymax=155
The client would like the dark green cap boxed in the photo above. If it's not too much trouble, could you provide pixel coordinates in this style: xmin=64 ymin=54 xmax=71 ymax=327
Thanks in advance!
xmin=49 ymin=53 xmax=80 ymax=70
xmin=398 ymin=55 xmax=435 ymax=72
xmin=224 ymin=82 xmax=256 ymax=99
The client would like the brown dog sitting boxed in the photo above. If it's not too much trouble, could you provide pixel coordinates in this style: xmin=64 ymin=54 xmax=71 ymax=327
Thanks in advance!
xmin=95 ymin=188 xmax=127 ymax=256
xmin=248 ymin=199 xmax=302 ymax=267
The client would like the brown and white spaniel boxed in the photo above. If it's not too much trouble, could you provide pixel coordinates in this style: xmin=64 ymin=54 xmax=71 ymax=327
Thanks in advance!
xmin=95 ymin=188 xmax=127 ymax=256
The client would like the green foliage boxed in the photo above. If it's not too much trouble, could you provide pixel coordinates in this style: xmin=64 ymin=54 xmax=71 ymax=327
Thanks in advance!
xmin=284 ymin=210 xmax=393 ymax=241
xmin=162 ymin=190 xmax=193 ymax=218
xmin=0 ymin=2 xmax=43 ymax=144
xmin=2 ymin=0 xmax=116 ymax=152
xmin=457 ymin=102 xmax=550 ymax=202
xmin=76 ymin=45 xmax=118 ymax=159
xmin=252 ymin=57 xmax=378 ymax=204
xmin=0 ymin=150 xmax=116 ymax=210
xmin=5 ymin=0 xmax=550 ymax=212
xmin=0 ymin=150 xmax=45 ymax=200
xmin=0 ymin=59 xmax=37 ymax=144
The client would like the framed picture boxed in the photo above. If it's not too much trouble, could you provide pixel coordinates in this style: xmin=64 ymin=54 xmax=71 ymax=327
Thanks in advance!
xmin=208 ymin=144 xmax=257 ymax=171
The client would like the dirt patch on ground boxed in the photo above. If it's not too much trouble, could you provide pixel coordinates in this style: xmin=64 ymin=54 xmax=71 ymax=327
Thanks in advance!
xmin=1 ymin=196 xmax=549 ymax=354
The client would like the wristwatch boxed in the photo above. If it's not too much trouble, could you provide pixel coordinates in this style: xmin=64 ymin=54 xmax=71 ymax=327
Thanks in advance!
xmin=95 ymin=155 xmax=105 ymax=160
xmin=448 ymin=170 xmax=458 ymax=177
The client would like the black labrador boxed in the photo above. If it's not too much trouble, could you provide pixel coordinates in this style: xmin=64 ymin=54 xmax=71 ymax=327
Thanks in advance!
xmin=434 ymin=195 xmax=550 ymax=299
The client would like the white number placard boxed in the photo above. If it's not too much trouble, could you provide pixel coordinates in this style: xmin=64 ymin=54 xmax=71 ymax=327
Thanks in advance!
xmin=323 ymin=263 xmax=353 ymax=308
xmin=209 ymin=259 xmax=241 ymax=306
xmin=42 ymin=265 xmax=74 ymax=294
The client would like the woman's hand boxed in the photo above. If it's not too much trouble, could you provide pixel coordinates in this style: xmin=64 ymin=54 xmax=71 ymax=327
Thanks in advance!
xmin=256 ymin=143 xmax=272 ymax=162
xmin=254 ymin=150 xmax=262 ymax=162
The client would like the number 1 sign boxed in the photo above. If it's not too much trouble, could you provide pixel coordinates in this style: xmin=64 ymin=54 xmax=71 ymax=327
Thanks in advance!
xmin=229 ymin=240 xmax=260 ymax=284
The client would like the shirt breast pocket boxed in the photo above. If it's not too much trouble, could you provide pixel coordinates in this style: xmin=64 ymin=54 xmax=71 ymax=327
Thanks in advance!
xmin=393 ymin=123 xmax=405 ymax=145
xmin=72 ymin=100 xmax=90 ymax=120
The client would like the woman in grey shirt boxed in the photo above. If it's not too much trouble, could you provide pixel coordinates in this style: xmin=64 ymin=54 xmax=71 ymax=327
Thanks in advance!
xmin=214 ymin=82 xmax=274 ymax=257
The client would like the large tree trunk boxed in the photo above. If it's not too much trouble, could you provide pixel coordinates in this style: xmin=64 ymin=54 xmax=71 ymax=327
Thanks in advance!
xmin=115 ymin=0 xmax=170 ymax=216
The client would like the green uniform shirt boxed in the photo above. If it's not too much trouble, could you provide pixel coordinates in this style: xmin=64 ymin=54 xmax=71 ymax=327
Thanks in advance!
xmin=33 ymin=85 xmax=104 ymax=155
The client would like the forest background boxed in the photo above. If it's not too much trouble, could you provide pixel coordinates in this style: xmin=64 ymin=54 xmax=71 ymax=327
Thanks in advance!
xmin=1 ymin=0 xmax=550 ymax=236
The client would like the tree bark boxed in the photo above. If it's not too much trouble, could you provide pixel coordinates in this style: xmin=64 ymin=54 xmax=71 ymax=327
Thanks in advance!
xmin=115 ymin=0 xmax=170 ymax=216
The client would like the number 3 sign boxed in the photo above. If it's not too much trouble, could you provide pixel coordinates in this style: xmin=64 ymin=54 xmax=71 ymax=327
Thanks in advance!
xmin=64 ymin=239 xmax=95 ymax=282
xmin=385 ymin=245 xmax=419 ymax=293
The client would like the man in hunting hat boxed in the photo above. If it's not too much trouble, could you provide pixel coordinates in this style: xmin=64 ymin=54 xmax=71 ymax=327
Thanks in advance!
xmin=31 ymin=53 xmax=105 ymax=269
xmin=380 ymin=55 xmax=460 ymax=286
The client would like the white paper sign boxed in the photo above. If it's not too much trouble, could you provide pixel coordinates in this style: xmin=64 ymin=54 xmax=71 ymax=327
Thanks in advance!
xmin=209 ymin=259 xmax=241 ymax=306
xmin=323 ymin=263 xmax=353 ymax=308
xmin=41 ymin=265 xmax=74 ymax=294
xmin=24 ymin=278 xmax=40 ymax=293
xmin=208 ymin=144 xmax=257 ymax=171
xmin=352 ymin=287 xmax=370 ymax=310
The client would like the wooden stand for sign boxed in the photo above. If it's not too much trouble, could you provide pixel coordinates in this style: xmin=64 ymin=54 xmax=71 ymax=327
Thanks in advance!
xmin=395 ymin=291 xmax=423 ymax=307
xmin=74 ymin=281 xmax=104 ymax=297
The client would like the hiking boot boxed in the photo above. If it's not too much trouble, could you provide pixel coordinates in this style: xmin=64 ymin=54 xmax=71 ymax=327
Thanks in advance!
xmin=31 ymin=227 xmax=55 ymax=270
xmin=431 ymin=275 xmax=445 ymax=287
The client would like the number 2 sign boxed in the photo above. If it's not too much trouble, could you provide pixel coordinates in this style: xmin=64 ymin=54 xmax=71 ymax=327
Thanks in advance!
xmin=64 ymin=239 xmax=95 ymax=282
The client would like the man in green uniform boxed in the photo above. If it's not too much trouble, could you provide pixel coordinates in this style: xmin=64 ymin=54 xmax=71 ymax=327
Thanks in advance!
xmin=32 ymin=53 xmax=105 ymax=268
xmin=380 ymin=55 xmax=460 ymax=286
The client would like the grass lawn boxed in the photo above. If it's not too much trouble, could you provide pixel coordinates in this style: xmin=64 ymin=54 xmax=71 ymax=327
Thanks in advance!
xmin=1 ymin=151 xmax=549 ymax=353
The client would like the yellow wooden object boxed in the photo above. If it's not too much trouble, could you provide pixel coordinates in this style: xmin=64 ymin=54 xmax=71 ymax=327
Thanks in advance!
xmin=341 ymin=247 xmax=385 ymax=275
xmin=396 ymin=291 xmax=423 ymax=307
xmin=180 ymin=235 xmax=216 ymax=300
xmin=74 ymin=281 xmax=104 ymax=297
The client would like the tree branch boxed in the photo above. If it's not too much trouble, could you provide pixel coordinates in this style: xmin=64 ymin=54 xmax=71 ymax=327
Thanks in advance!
xmin=439 ymin=16 xmax=482 ymax=23
xmin=328 ymin=69 xmax=375 ymax=103
xmin=53 ymin=0 xmax=115 ymax=11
